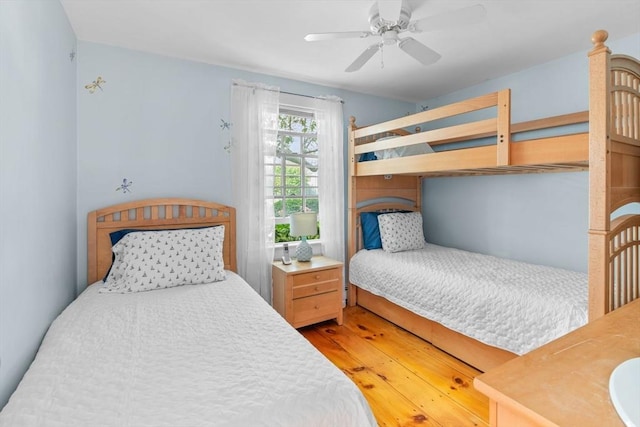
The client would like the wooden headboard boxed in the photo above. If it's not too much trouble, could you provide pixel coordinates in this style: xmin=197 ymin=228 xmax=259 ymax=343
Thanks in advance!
xmin=87 ymin=198 xmax=237 ymax=284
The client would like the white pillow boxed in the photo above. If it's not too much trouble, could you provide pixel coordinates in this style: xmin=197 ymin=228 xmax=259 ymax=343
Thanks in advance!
xmin=377 ymin=212 xmax=426 ymax=253
xmin=101 ymin=226 xmax=226 ymax=293
xmin=374 ymin=136 xmax=434 ymax=160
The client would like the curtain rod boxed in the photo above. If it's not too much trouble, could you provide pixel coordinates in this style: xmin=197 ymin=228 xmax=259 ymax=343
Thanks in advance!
xmin=232 ymin=81 xmax=344 ymax=104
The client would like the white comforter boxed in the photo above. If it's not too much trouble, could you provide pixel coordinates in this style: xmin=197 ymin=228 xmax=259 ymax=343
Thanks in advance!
xmin=0 ymin=273 xmax=376 ymax=427
xmin=349 ymin=245 xmax=588 ymax=355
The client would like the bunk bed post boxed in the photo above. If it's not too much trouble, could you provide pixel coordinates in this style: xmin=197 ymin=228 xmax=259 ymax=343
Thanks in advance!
xmin=587 ymin=30 xmax=612 ymax=320
xmin=347 ymin=116 xmax=358 ymax=306
xmin=496 ymin=89 xmax=512 ymax=166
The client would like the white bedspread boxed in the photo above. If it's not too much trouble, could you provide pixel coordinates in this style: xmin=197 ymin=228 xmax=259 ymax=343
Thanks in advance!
xmin=349 ymin=245 xmax=588 ymax=355
xmin=0 ymin=272 xmax=376 ymax=427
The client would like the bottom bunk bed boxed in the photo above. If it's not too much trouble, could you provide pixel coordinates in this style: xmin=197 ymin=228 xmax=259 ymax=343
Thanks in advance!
xmin=0 ymin=198 xmax=376 ymax=427
xmin=349 ymin=211 xmax=588 ymax=372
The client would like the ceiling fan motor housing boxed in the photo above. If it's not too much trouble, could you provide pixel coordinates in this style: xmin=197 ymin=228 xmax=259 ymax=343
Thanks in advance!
xmin=368 ymin=3 xmax=412 ymax=34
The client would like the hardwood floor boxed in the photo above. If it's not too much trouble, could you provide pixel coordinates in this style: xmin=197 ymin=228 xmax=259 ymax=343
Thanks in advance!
xmin=300 ymin=306 xmax=489 ymax=427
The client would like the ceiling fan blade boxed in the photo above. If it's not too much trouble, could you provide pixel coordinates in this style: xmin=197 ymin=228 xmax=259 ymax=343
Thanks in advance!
xmin=345 ymin=44 xmax=381 ymax=72
xmin=377 ymin=0 xmax=402 ymax=22
xmin=410 ymin=4 xmax=486 ymax=33
xmin=304 ymin=31 xmax=372 ymax=42
xmin=398 ymin=37 xmax=441 ymax=66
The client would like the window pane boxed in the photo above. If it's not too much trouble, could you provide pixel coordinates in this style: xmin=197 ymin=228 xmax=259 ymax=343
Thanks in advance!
xmin=273 ymin=199 xmax=281 ymax=213
xmin=285 ymin=164 xmax=300 ymax=176
xmin=285 ymin=186 xmax=301 ymax=196
xmin=285 ymin=198 xmax=303 ymax=216
xmin=305 ymin=176 xmax=318 ymax=187
xmin=305 ymin=157 xmax=318 ymax=172
xmin=277 ymin=135 xmax=292 ymax=154
xmin=304 ymin=137 xmax=318 ymax=154
xmin=305 ymin=198 xmax=319 ymax=213
xmin=290 ymin=136 xmax=302 ymax=153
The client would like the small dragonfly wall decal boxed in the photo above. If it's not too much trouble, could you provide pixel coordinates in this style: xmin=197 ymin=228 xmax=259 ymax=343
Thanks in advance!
xmin=85 ymin=76 xmax=106 ymax=94
xmin=116 ymin=178 xmax=134 ymax=193
xmin=220 ymin=119 xmax=231 ymax=130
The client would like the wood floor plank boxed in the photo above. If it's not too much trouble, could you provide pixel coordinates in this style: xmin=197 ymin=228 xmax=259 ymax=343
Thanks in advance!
xmin=346 ymin=307 xmax=481 ymax=377
xmin=343 ymin=307 xmax=490 ymax=420
xmin=303 ymin=329 xmax=437 ymax=426
xmin=301 ymin=306 xmax=490 ymax=427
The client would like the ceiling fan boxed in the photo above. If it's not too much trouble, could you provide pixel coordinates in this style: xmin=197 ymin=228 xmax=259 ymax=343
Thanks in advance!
xmin=304 ymin=0 xmax=486 ymax=72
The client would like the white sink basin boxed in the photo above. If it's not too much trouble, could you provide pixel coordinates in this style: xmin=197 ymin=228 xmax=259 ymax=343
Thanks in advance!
xmin=610 ymin=357 xmax=640 ymax=427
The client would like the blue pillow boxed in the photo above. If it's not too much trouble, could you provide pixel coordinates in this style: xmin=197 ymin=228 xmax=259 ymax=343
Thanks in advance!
xmin=360 ymin=212 xmax=385 ymax=250
xmin=360 ymin=211 xmax=412 ymax=250
xmin=359 ymin=152 xmax=377 ymax=162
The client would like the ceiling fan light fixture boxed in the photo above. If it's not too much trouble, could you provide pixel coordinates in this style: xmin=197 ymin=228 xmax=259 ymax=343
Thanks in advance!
xmin=382 ymin=31 xmax=399 ymax=45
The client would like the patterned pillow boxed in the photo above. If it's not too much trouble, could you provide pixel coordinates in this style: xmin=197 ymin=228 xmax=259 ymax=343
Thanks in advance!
xmin=360 ymin=210 xmax=412 ymax=250
xmin=101 ymin=226 xmax=226 ymax=293
xmin=378 ymin=212 xmax=426 ymax=253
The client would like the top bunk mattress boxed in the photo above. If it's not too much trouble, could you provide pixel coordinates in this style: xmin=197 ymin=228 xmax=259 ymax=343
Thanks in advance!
xmin=0 ymin=272 xmax=376 ymax=427
xmin=349 ymin=244 xmax=588 ymax=355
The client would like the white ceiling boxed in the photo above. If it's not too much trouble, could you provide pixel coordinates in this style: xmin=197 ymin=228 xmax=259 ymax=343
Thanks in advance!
xmin=61 ymin=0 xmax=640 ymax=103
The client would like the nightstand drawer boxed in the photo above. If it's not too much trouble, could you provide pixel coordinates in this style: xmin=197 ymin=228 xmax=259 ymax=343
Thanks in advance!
xmin=293 ymin=291 xmax=339 ymax=325
xmin=292 ymin=269 xmax=340 ymax=287
xmin=293 ymin=280 xmax=339 ymax=299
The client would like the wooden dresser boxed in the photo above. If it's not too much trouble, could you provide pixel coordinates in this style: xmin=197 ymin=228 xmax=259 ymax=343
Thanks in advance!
xmin=474 ymin=298 xmax=640 ymax=427
xmin=272 ymin=256 xmax=343 ymax=328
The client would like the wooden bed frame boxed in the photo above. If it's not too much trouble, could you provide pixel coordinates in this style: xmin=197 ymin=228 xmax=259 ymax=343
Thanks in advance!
xmin=347 ymin=31 xmax=640 ymax=372
xmin=87 ymin=198 xmax=237 ymax=283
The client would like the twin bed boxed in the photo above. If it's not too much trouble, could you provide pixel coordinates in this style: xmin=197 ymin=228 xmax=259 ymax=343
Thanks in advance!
xmin=0 ymin=199 xmax=376 ymax=426
xmin=348 ymin=31 xmax=640 ymax=371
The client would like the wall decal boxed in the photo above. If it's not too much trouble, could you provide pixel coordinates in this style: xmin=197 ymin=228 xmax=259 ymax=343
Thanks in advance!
xmin=69 ymin=50 xmax=76 ymax=62
xmin=223 ymin=140 xmax=232 ymax=153
xmin=85 ymin=76 xmax=106 ymax=94
xmin=115 ymin=178 xmax=134 ymax=193
xmin=420 ymin=105 xmax=429 ymax=111
xmin=220 ymin=119 xmax=231 ymax=130
xmin=220 ymin=118 xmax=232 ymax=153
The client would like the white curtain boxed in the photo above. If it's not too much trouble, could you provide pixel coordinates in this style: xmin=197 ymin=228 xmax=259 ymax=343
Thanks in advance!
xmin=230 ymin=81 xmax=279 ymax=302
xmin=313 ymin=97 xmax=345 ymax=266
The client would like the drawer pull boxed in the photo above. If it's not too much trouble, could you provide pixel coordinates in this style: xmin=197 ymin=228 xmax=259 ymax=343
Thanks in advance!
xmin=314 ymin=286 xmax=319 ymax=291
xmin=315 ymin=274 xmax=320 ymax=279
xmin=314 ymin=305 xmax=319 ymax=309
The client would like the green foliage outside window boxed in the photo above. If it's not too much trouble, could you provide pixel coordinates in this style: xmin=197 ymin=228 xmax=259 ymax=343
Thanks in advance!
xmin=275 ymin=223 xmax=320 ymax=243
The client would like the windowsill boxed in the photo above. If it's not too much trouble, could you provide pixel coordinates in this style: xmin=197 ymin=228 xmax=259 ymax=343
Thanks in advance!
xmin=274 ymin=240 xmax=322 ymax=260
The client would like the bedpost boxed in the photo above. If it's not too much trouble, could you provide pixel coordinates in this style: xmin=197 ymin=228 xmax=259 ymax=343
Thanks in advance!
xmin=587 ymin=30 xmax=612 ymax=321
xmin=347 ymin=116 xmax=358 ymax=306
xmin=496 ymin=89 xmax=511 ymax=166
xmin=87 ymin=210 xmax=97 ymax=284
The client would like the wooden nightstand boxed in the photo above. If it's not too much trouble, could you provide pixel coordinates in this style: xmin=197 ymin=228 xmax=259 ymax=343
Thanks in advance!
xmin=272 ymin=256 xmax=344 ymax=328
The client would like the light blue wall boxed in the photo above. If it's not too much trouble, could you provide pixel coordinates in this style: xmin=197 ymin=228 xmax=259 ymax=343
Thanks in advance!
xmin=419 ymin=33 xmax=640 ymax=272
xmin=76 ymin=41 xmax=414 ymax=290
xmin=0 ymin=0 xmax=77 ymax=408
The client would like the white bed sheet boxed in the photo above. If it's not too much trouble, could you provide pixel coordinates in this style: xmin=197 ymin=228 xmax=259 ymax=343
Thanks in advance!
xmin=349 ymin=245 xmax=588 ymax=355
xmin=0 ymin=272 xmax=376 ymax=427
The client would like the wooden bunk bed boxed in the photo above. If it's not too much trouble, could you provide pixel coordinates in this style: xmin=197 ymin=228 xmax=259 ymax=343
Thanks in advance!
xmin=347 ymin=30 xmax=640 ymax=372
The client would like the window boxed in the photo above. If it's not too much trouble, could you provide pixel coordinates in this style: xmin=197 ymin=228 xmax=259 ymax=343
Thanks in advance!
xmin=270 ymin=107 xmax=320 ymax=242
